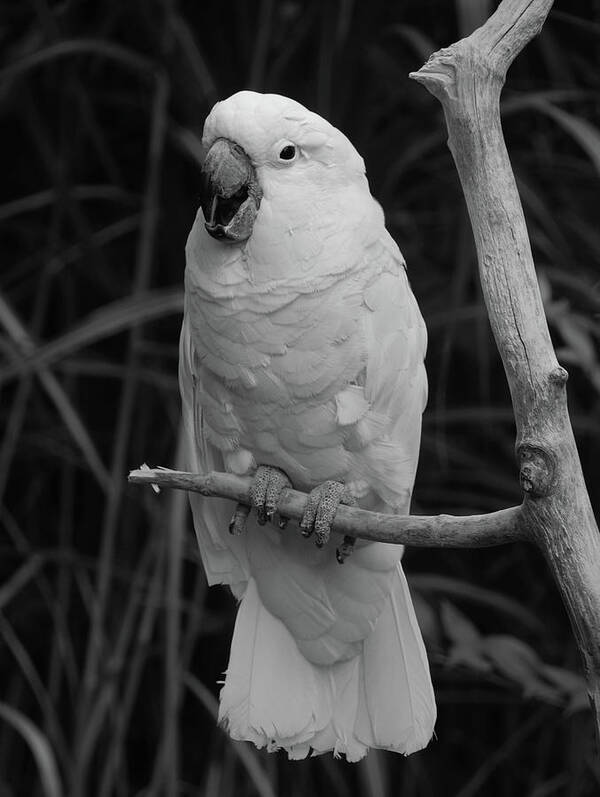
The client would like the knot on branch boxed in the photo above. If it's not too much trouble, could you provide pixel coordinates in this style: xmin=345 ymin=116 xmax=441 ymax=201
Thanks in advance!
xmin=549 ymin=365 xmax=569 ymax=386
xmin=518 ymin=444 xmax=556 ymax=498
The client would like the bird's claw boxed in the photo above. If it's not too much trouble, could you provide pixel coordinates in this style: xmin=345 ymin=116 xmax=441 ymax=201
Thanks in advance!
xmin=336 ymin=535 xmax=356 ymax=564
xmin=230 ymin=470 xmax=355 ymax=561
xmin=248 ymin=464 xmax=292 ymax=528
xmin=300 ymin=480 xmax=355 ymax=551
xmin=229 ymin=465 xmax=291 ymax=535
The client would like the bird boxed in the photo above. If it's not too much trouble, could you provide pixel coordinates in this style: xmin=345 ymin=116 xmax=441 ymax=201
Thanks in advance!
xmin=179 ymin=90 xmax=436 ymax=761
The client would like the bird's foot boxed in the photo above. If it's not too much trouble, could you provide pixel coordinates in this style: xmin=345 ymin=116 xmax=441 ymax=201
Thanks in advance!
xmin=300 ymin=481 xmax=356 ymax=557
xmin=229 ymin=470 xmax=356 ymax=562
xmin=249 ymin=465 xmax=292 ymax=525
xmin=229 ymin=465 xmax=292 ymax=534
xmin=336 ymin=535 xmax=357 ymax=564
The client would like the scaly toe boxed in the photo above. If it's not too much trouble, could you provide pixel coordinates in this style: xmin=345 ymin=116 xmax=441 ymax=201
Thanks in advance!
xmin=249 ymin=465 xmax=291 ymax=527
xmin=301 ymin=480 xmax=353 ymax=549
xmin=265 ymin=469 xmax=292 ymax=521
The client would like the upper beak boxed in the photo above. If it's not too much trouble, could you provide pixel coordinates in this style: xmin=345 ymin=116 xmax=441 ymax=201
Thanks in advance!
xmin=200 ymin=138 xmax=262 ymax=243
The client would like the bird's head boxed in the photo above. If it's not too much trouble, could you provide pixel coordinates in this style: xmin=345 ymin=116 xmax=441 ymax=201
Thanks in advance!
xmin=199 ymin=91 xmax=367 ymax=244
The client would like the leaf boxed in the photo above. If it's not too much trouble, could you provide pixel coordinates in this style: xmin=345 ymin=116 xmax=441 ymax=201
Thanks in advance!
xmin=169 ymin=13 xmax=217 ymax=102
xmin=0 ymin=703 xmax=63 ymax=797
xmin=555 ymin=315 xmax=597 ymax=368
xmin=482 ymin=636 xmax=561 ymax=703
xmin=440 ymin=601 xmax=481 ymax=646
xmin=0 ymin=185 xmax=135 ymax=223
xmin=440 ymin=601 xmax=491 ymax=672
xmin=0 ymin=288 xmax=184 ymax=386
xmin=541 ymin=664 xmax=589 ymax=714
xmin=0 ymin=292 xmax=111 ymax=492
xmin=0 ymin=556 xmax=43 ymax=610
xmin=410 ymin=573 xmax=543 ymax=632
xmin=0 ymin=39 xmax=156 ymax=86
xmin=411 ymin=593 xmax=439 ymax=645
xmin=171 ymin=124 xmax=205 ymax=167
xmin=564 ymin=690 xmax=591 ymax=715
xmin=388 ymin=25 xmax=438 ymax=62
xmin=526 ymin=99 xmax=600 ymax=177
xmin=540 ymin=273 xmax=600 ymax=395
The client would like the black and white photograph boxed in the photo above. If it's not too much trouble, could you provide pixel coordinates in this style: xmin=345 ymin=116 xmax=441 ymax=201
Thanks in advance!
xmin=1 ymin=1 xmax=599 ymax=795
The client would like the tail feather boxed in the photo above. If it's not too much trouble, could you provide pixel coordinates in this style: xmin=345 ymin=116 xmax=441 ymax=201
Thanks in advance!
xmin=356 ymin=562 xmax=436 ymax=754
xmin=219 ymin=563 xmax=435 ymax=760
xmin=219 ymin=578 xmax=331 ymax=748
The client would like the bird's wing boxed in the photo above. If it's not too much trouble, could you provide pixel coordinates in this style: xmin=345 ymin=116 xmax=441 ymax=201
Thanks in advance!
xmin=347 ymin=231 xmax=428 ymax=513
xmin=244 ymin=231 xmax=429 ymax=662
xmin=179 ymin=308 xmax=249 ymax=591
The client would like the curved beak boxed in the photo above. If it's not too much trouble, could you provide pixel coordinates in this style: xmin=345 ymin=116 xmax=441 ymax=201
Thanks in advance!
xmin=199 ymin=138 xmax=262 ymax=243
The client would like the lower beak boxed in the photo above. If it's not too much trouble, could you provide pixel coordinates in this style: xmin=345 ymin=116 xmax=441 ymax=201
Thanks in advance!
xmin=200 ymin=138 xmax=262 ymax=243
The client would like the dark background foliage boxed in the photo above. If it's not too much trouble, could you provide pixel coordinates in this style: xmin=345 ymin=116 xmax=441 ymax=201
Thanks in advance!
xmin=1 ymin=0 xmax=600 ymax=795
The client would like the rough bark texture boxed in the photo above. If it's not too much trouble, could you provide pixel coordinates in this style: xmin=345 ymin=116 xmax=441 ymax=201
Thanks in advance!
xmin=410 ymin=0 xmax=600 ymax=741
xmin=129 ymin=468 xmax=524 ymax=547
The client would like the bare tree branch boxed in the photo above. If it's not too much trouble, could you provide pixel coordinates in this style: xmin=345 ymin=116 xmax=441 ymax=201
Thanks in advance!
xmin=128 ymin=467 xmax=525 ymax=547
xmin=410 ymin=0 xmax=600 ymax=742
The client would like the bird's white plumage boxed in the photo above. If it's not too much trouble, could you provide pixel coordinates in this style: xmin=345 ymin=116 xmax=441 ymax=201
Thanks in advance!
xmin=180 ymin=91 xmax=435 ymax=758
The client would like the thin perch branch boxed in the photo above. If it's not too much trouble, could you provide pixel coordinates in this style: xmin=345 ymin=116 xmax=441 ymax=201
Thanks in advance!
xmin=128 ymin=468 xmax=525 ymax=547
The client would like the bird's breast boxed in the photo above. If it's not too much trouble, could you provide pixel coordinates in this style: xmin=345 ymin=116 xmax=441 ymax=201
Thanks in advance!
xmin=188 ymin=274 xmax=369 ymax=488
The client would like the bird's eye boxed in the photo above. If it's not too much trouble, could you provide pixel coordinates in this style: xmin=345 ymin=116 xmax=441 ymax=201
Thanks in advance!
xmin=279 ymin=144 xmax=297 ymax=161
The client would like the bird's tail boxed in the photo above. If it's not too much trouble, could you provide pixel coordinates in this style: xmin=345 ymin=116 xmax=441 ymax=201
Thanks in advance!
xmin=218 ymin=562 xmax=436 ymax=760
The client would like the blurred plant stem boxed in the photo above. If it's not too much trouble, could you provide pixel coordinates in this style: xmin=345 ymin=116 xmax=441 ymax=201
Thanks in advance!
xmin=72 ymin=73 xmax=169 ymax=795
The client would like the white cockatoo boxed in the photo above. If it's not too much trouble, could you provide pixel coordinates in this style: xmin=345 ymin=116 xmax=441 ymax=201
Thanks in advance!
xmin=179 ymin=90 xmax=436 ymax=761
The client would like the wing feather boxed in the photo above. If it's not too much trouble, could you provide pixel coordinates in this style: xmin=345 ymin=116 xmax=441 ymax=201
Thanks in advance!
xmin=352 ymin=233 xmax=427 ymax=511
xmin=179 ymin=310 xmax=249 ymax=589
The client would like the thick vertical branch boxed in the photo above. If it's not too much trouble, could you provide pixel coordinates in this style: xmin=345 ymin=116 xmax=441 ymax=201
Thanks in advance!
xmin=410 ymin=0 xmax=600 ymax=738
